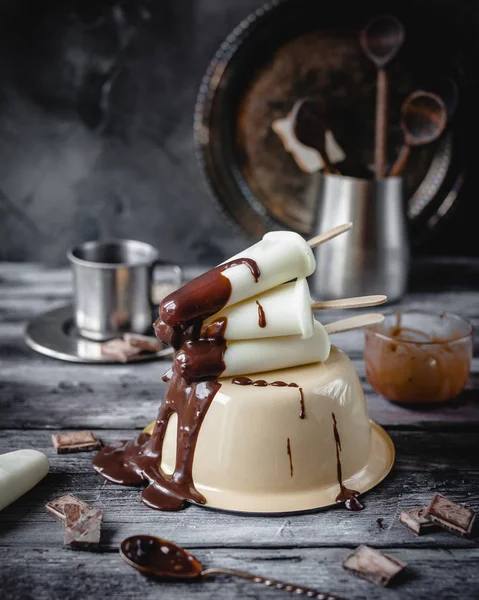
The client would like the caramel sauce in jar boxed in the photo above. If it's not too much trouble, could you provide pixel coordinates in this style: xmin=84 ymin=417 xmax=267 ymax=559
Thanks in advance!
xmin=364 ymin=310 xmax=473 ymax=403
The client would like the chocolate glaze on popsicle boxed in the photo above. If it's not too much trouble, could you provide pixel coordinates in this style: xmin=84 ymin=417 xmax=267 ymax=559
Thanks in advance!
xmin=93 ymin=259 xmax=259 ymax=510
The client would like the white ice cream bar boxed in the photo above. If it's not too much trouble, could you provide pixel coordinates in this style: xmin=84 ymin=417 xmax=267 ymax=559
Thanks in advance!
xmin=0 ymin=449 xmax=49 ymax=511
xmin=221 ymin=231 xmax=316 ymax=308
xmin=222 ymin=320 xmax=330 ymax=377
xmin=203 ymin=279 xmax=314 ymax=340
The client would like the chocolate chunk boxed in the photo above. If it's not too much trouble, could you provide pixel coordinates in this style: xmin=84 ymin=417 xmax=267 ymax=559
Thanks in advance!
xmin=52 ymin=431 xmax=101 ymax=454
xmin=123 ymin=333 xmax=163 ymax=353
xmin=100 ymin=338 xmax=143 ymax=363
xmin=423 ymin=493 xmax=476 ymax=537
xmin=45 ymin=493 xmax=93 ymax=525
xmin=399 ymin=506 xmax=439 ymax=536
xmin=64 ymin=502 xmax=103 ymax=550
xmin=342 ymin=545 xmax=407 ymax=586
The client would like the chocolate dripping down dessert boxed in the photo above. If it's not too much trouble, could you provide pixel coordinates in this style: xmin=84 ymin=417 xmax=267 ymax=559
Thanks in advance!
xmin=93 ymin=226 xmax=388 ymax=514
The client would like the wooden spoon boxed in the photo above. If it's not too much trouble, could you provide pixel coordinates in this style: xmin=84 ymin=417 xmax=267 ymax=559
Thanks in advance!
xmin=121 ymin=535 xmax=343 ymax=599
xmin=389 ymin=91 xmax=447 ymax=177
xmin=360 ymin=15 xmax=405 ymax=179
xmin=292 ymin=98 xmax=339 ymax=174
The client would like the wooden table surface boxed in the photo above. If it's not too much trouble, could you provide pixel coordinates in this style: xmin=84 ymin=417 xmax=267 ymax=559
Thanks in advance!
xmin=1 ymin=259 xmax=479 ymax=600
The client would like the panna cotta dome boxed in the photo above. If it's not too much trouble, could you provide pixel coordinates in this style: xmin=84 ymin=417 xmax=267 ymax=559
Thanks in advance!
xmin=146 ymin=346 xmax=392 ymax=513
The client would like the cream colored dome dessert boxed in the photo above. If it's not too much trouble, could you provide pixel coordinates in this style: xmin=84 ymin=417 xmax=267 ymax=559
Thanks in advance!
xmin=93 ymin=223 xmax=394 ymax=514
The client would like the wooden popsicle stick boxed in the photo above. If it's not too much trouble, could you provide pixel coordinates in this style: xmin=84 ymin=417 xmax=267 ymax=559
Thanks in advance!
xmin=311 ymin=294 xmax=388 ymax=310
xmin=307 ymin=222 xmax=353 ymax=248
xmin=324 ymin=313 xmax=385 ymax=335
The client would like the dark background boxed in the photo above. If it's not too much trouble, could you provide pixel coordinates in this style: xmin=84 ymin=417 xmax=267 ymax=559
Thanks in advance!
xmin=0 ymin=0 xmax=477 ymax=266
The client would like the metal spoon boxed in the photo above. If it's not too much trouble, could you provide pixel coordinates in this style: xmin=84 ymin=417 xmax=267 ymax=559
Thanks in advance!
xmin=360 ymin=15 xmax=405 ymax=179
xmin=388 ymin=91 xmax=447 ymax=177
xmin=292 ymin=98 xmax=340 ymax=175
xmin=121 ymin=535 xmax=344 ymax=599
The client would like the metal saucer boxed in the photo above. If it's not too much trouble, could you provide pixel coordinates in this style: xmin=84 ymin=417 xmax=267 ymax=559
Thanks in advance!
xmin=25 ymin=304 xmax=173 ymax=364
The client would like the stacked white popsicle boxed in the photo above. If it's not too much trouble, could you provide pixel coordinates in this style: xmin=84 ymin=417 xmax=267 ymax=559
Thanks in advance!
xmin=164 ymin=223 xmax=386 ymax=379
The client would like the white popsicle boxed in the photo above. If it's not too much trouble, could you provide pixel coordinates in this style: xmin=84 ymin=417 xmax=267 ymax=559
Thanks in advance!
xmin=221 ymin=231 xmax=316 ymax=307
xmin=202 ymin=278 xmax=387 ymax=341
xmin=203 ymin=279 xmax=314 ymax=340
xmin=221 ymin=320 xmax=331 ymax=377
xmin=0 ymin=449 xmax=49 ymax=511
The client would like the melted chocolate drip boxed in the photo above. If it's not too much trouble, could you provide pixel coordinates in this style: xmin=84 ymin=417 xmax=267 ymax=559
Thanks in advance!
xmin=174 ymin=337 xmax=227 ymax=382
xmin=298 ymin=388 xmax=305 ymax=419
xmin=252 ymin=379 xmax=268 ymax=387
xmin=232 ymin=378 xmax=305 ymax=418
xmin=94 ymin=258 xmax=260 ymax=512
xmin=287 ymin=437 xmax=293 ymax=477
xmin=160 ymin=258 xmax=260 ymax=326
xmin=256 ymin=300 xmax=266 ymax=328
xmin=94 ymin=373 xmax=221 ymax=510
xmin=121 ymin=535 xmax=201 ymax=578
xmin=231 ymin=376 xmax=252 ymax=385
xmin=332 ymin=412 xmax=363 ymax=511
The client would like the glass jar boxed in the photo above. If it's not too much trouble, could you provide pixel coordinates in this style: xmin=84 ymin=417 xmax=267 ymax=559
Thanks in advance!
xmin=364 ymin=310 xmax=474 ymax=404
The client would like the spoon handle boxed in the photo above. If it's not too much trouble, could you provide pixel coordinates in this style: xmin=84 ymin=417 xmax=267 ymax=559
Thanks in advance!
xmin=389 ymin=144 xmax=411 ymax=177
xmin=202 ymin=567 xmax=344 ymax=599
xmin=375 ymin=68 xmax=388 ymax=179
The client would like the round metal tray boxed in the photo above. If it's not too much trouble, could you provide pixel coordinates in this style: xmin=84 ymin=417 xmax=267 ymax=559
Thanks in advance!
xmin=25 ymin=304 xmax=173 ymax=364
xmin=194 ymin=0 xmax=469 ymax=251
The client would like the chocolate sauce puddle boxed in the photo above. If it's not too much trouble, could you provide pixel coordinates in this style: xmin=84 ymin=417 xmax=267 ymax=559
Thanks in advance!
xmin=286 ymin=437 xmax=293 ymax=477
xmin=232 ymin=378 xmax=305 ymax=419
xmin=332 ymin=412 xmax=363 ymax=511
xmin=256 ymin=300 xmax=266 ymax=328
xmin=93 ymin=259 xmax=260 ymax=511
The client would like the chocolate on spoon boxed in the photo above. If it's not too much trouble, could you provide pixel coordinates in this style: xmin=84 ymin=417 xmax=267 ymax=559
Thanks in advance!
xmin=121 ymin=535 xmax=344 ymax=599
xmin=292 ymin=98 xmax=340 ymax=175
xmin=388 ymin=91 xmax=447 ymax=177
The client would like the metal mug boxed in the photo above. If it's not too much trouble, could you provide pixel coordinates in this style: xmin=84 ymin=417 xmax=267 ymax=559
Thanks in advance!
xmin=311 ymin=174 xmax=409 ymax=302
xmin=67 ymin=239 xmax=182 ymax=341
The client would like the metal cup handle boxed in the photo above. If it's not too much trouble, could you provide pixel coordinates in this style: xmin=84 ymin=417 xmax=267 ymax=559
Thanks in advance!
xmin=150 ymin=260 xmax=184 ymax=307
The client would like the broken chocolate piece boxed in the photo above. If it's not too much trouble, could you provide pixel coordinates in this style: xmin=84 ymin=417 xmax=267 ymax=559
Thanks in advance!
xmin=342 ymin=545 xmax=407 ymax=586
xmin=123 ymin=333 xmax=163 ymax=353
xmin=423 ymin=493 xmax=476 ymax=537
xmin=100 ymin=338 xmax=143 ymax=363
xmin=399 ymin=506 xmax=439 ymax=536
xmin=64 ymin=502 xmax=103 ymax=550
xmin=45 ymin=493 xmax=94 ymax=525
xmin=52 ymin=431 xmax=101 ymax=454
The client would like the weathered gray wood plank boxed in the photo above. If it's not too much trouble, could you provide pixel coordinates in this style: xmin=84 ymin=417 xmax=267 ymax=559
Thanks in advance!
xmin=1 ymin=350 xmax=478 ymax=428
xmin=1 ymin=547 xmax=478 ymax=600
xmin=0 ymin=429 xmax=477 ymax=550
